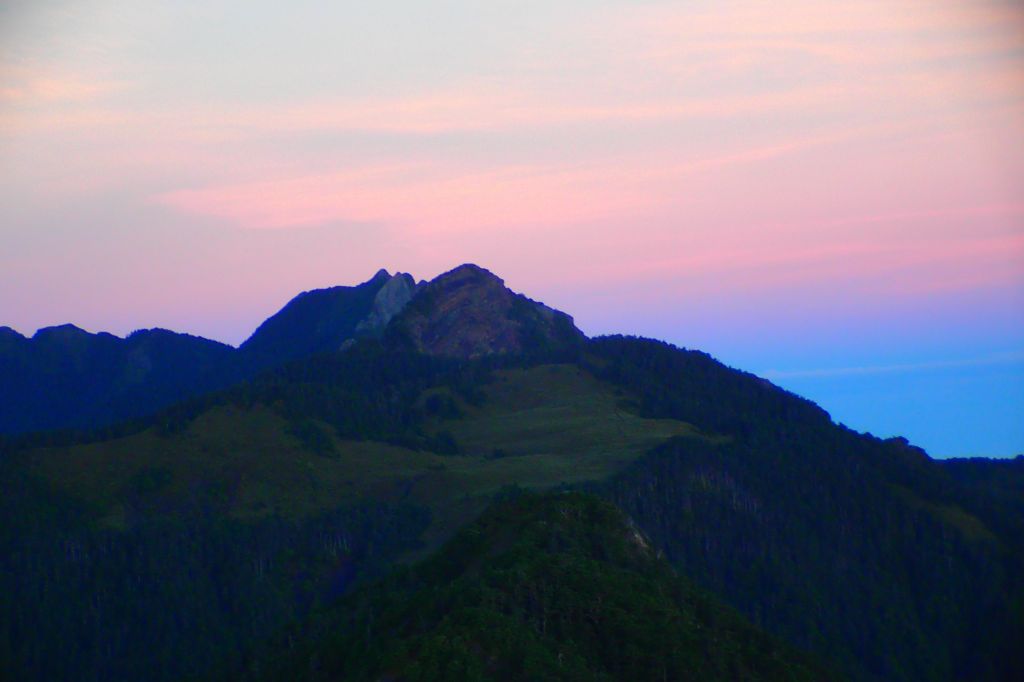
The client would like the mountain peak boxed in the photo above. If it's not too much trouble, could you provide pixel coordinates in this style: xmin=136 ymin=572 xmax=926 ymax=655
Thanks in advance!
xmin=31 ymin=324 xmax=101 ymax=347
xmin=371 ymin=268 xmax=391 ymax=282
xmin=438 ymin=262 xmax=504 ymax=285
xmin=33 ymin=323 xmax=89 ymax=338
xmin=388 ymin=263 xmax=584 ymax=358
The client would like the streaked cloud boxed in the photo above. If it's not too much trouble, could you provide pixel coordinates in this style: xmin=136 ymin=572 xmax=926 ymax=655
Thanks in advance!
xmin=762 ymin=350 xmax=1024 ymax=380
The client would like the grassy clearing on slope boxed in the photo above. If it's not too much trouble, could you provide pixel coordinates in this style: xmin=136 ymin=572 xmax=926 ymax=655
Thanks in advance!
xmin=431 ymin=364 xmax=700 ymax=491
xmin=26 ymin=364 xmax=703 ymax=541
xmin=888 ymin=483 xmax=998 ymax=545
xmin=28 ymin=405 xmax=436 ymax=525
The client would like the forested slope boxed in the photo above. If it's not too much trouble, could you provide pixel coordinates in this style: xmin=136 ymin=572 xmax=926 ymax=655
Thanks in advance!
xmin=237 ymin=493 xmax=833 ymax=682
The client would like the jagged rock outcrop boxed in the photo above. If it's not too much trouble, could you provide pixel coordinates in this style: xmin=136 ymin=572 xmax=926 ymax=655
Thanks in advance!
xmin=387 ymin=263 xmax=584 ymax=358
xmin=354 ymin=272 xmax=418 ymax=337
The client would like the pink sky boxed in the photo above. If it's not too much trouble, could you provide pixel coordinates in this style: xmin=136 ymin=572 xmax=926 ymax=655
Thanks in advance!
xmin=1 ymin=0 xmax=1022 ymax=454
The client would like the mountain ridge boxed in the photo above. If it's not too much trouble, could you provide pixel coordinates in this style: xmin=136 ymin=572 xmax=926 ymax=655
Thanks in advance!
xmin=1 ymin=263 xmax=578 ymax=435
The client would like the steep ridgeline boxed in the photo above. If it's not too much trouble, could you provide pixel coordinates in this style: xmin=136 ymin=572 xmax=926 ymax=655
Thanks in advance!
xmin=238 ymin=492 xmax=832 ymax=682
xmin=387 ymin=264 xmax=584 ymax=359
xmin=0 ymin=269 xmax=418 ymax=435
xmin=240 ymin=269 xmax=419 ymax=365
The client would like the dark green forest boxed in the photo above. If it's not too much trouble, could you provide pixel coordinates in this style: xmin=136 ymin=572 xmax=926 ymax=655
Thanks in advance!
xmin=237 ymin=492 xmax=832 ymax=681
xmin=0 ymin=474 xmax=429 ymax=681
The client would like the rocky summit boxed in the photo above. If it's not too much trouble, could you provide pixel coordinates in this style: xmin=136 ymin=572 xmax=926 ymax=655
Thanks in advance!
xmin=388 ymin=263 xmax=584 ymax=358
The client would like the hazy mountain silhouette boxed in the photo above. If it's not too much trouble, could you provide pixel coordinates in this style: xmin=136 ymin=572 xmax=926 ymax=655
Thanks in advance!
xmin=0 ymin=324 xmax=238 ymax=434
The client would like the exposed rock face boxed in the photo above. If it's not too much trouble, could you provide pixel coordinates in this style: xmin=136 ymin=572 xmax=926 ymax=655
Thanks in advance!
xmin=389 ymin=263 xmax=584 ymax=358
xmin=355 ymin=272 xmax=417 ymax=337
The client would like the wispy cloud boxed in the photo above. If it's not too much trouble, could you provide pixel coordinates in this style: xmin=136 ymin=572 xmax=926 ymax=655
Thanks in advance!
xmin=0 ymin=63 xmax=129 ymax=105
xmin=762 ymin=350 xmax=1024 ymax=380
xmin=150 ymin=121 xmax=906 ymax=232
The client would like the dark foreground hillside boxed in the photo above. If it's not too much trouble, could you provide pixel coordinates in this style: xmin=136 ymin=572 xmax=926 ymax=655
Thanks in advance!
xmin=237 ymin=492 xmax=832 ymax=682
